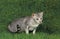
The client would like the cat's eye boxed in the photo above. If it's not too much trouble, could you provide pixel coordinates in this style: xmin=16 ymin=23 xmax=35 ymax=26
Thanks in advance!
xmin=40 ymin=18 xmax=42 ymax=19
xmin=36 ymin=18 xmax=39 ymax=20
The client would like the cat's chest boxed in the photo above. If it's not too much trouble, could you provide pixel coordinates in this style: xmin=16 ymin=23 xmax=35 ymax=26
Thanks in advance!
xmin=28 ymin=27 xmax=34 ymax=30
xmin=31 ymin=24 xmax=39 ymax=27
xmin=28 ymin=23 xmax=39 ymax=30
xmin=29 ymin=21 xmax=39 ymax=27
xmin=28 ymin=24 xmax=38 ymax=30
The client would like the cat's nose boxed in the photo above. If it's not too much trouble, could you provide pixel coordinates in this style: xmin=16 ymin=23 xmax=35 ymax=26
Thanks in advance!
xmin=39 ymin=21 xmax=42 ymax=23
xmin=39 ymin=20 xmax=41 ymax=22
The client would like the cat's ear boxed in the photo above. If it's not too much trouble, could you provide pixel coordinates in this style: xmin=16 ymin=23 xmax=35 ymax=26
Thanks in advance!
xmin=32 ymin=13 xmax=36 ymax=17
xmin=39 ymin=12 xmax=43 ymax=15
xmin=38 ymin=12 xmax=43 ymax=16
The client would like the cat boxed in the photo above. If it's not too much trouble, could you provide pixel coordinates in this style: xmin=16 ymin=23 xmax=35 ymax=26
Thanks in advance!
xmin=8 ymin=12 xmax=43 ymax=34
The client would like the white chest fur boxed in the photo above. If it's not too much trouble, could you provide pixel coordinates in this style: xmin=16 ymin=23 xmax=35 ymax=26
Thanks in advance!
xmin=28 ymin=19 xmax=40 ymax=30
xmin=28 ymin=24 xmax=39 ymax=30
xmin=29 ymin=19 xmax=39 ymax=27
xmin=31 ymin=24 xmax=39 ymax=27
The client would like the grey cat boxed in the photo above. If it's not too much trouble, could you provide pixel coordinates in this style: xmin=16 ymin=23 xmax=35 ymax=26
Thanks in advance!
xmin=8 ymin=12 xmax=43 ymax=34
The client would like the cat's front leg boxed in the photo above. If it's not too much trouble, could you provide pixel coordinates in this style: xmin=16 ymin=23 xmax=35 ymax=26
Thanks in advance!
xmin=33 ymin=28 xmax=36 ymax=34
xmin=25 ymin=26 xmax=29 ymax=34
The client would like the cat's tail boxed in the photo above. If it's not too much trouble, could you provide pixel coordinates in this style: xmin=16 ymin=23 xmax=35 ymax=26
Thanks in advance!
xmin=8 ymin=25 xmax=17 ymax=32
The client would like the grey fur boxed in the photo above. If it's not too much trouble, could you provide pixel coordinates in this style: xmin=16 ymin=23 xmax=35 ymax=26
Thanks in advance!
xmin=8 ymin=12 xmax=43 ymax=34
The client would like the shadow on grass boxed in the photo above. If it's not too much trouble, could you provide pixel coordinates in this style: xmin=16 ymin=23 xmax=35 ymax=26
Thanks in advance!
xmin=37 ymin=24 xmax=57 ymax=34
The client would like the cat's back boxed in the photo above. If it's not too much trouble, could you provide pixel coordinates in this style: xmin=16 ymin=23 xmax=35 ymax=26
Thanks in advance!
xmin=10 ymin=16 xmax=30 ymax=26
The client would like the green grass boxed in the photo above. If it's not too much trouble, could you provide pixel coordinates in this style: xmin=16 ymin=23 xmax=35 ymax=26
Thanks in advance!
xmin=0 ymin=29 xmax=60 ymax=39
xmin=0 ymin=0 xmax=60 ymax=39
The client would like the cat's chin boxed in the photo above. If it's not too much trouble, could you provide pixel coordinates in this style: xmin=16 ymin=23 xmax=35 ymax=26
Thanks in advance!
xmin=38 ymin=22 xmax=42 ymax=24
xmin=36 ymin=22 xmax=40 ymax=24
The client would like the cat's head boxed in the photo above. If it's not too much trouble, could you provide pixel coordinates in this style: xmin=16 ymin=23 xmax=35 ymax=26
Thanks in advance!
xmin=32 ymin=12 xmax=43 ymax=24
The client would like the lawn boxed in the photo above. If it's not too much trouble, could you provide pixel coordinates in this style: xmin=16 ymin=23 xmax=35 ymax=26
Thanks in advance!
xmin=0 ymin=0 xmax=60 ymax=39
